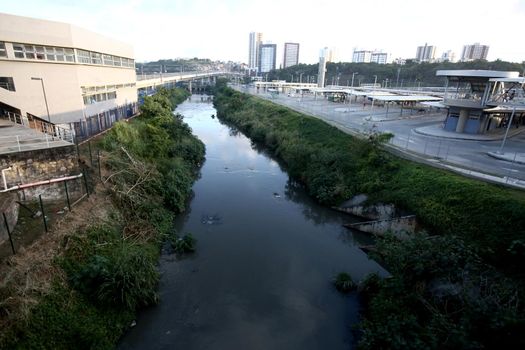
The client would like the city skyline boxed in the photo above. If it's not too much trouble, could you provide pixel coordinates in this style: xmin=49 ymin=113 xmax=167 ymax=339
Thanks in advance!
xmin=1 ymin=0 xmax=525 ymax=64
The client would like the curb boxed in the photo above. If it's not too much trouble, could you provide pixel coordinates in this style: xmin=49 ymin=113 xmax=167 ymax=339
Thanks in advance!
xmin=487 ymin=151 xmax=525 ymax=165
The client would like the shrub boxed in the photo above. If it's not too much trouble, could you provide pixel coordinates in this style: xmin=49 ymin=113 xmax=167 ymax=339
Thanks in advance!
xmin=333 ymin=272 xmax=356 ymax=293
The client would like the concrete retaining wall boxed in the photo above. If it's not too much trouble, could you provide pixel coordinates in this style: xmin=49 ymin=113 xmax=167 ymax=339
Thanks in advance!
xmin=345 ymin=215 xmax=418 ymax=239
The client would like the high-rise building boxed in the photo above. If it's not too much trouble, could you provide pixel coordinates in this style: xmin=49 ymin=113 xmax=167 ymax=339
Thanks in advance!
xmin=283 ymin=42 xmax=299 ymax=68
xmin=317 ymin=47 xmax=334 ymax=87
xmin=258 ymin=44 xmax=276 ymax=74
xmin=461 ymin=43 xmax=489 ymax=61
xmin=320 ymin=47 xmax=336 ymax=63
xmin=353 ymin=49 xmax=388 ymax=64
xmin=415 ymin=43 xmax=436 ymax=62
xmin=440 ymin=50 xmax=456 ymax=62
xmin=248 ymin=32 xmax=263 ymax=73
xmin=371 ymin=52 xmax=388 ymax=64
xmin=353 ymin=50 xmax=372 ymax=63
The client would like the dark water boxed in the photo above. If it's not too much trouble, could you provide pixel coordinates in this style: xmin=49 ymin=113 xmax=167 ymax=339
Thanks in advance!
xmin=119 ymin=96 xmax=386 ymax=350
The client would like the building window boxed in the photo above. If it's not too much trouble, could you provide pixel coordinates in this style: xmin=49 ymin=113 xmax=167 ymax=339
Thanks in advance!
xmin=0 ymin=77 xmax=15 ymax=91
xmin=77 ymin=49 xmax=91 ymax=64
xmin=13 ymin=43 xmax=24 ymax=58
xmin=113 ymin=56 xmax=122 ymax=67
xmin=90 ymin=52 xmax=102 ymax=65
xmin=23 ymin=44 xmax=36 ymax=59
xmin=103 ymin=54 xmax=113 ymax=66
xmin=0 ymin=42 xmax=6 ymax=57
xmin=64 ymin=48 xmax=75 ymax=62
xmin=35 ymin=46 xmax=45 ymax=60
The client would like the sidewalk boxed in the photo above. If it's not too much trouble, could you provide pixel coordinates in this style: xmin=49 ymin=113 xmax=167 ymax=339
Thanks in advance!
xmin=487 ymin=151 xmax=525 ymax=165
xmin=414 ymin=123 xmax=525 ymax=141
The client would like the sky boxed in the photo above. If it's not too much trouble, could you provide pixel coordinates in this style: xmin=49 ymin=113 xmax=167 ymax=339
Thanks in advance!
xmin=1 ymin=0 xmax=525 ymax=64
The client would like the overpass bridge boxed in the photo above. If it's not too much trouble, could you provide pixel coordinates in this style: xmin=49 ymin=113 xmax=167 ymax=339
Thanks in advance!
xmin=136 ymin=70 xmax=235 ymax=90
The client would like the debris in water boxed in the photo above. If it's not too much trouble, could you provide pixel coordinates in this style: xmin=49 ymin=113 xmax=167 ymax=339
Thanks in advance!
xmin=211 ymin=114 xmax=215 ymax=119
xmin=201 ymin=214 xmax=222 ymax=225
xmin=130 ymin=320 xmax=137 ymax=327
xmin=273 ymin=192 xmax=281 ymax=198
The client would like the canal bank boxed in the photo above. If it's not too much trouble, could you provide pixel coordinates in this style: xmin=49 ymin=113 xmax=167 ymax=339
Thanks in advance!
xmin=212 ymin=84 xmax=525 ymax=348
xmin=118 ymin=96 xmax=387 ymax=349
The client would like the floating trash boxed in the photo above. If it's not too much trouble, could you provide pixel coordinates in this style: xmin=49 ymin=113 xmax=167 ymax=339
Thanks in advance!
xmin=201 ymin=213 xmax=222 ymax=225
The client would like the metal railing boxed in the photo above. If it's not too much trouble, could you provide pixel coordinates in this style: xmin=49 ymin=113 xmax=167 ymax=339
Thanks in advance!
xmin=0 ymin=110 xmax=74 ymax=143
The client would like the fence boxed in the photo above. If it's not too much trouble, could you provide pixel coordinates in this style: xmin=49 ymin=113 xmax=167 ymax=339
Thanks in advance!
xmin=73 ymin=102 xmax=138 ymax=142
xmin=0 ymin=172 xmax=92 ymax=258
xmin=386 ymin=133 xmax=525 ymax=186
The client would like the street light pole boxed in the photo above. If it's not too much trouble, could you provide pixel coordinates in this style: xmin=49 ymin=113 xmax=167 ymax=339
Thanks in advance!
xmin=371 ymin=75 xmax=377 ymax=109
xmin=351 ymin=72 xmax=358 ymax=87
xmin=498 ymin=107 xmax=516 ymax=154
xmin=31 ymin=77 xmax=51 ymax=123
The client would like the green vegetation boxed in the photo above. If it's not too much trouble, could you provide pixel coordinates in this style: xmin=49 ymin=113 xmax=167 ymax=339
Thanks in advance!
xmin=170 ymin=233 xmax=197 ymax=255
xmin=266 ymin=59 xmax=525 ymax=87
xmin=213 ymin=84 xmax=525 ymax=348
xmin=333 ymin=272 xmax=356 ymax=293
xmin=3 ymin=87 xmax=205 ymax=349
xmin=359 ymin=233 xmax=524 ymax=349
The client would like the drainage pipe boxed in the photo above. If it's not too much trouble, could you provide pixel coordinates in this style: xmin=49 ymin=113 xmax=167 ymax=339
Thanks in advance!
xmin=0 ymin=173 xmax=83 ymax=193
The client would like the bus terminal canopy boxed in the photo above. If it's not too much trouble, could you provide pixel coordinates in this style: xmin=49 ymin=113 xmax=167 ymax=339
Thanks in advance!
xmin=370 ymin=95 xmax=443 ymax=102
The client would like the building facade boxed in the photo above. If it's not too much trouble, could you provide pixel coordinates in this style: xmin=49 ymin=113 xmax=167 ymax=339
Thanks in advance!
xmin=415 ymin=43 xmax=436 ymax=62
xmin=283 ymin=42 xmax=299 ymax=68
xmin=352 ymin=49 xmax=371 ymax=63
xmin=248 ymin=32 xmax=263 ymax=74
xmin=440 ymin=50 xmax=456 ymax=62
xmin=258 ymin=44 xmax=276 ymax=74
xmin=353 ymin=49 xmax=388 ymax=64
xmin=461 ymin=43 xmax=489 ymax=61
xmin=371 ymin=52 xmax=388 ymax=64
xmin=0 ymin=12 xmax=137 ymax=130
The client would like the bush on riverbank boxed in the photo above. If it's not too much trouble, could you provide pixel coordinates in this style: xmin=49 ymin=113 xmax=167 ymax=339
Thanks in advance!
xmin=359 ymin=233 xmax=525 ymax=349
xmin=213 ymin=84 xmax=525 ymax=348
xmin=213 ymin=85 xmax=525 ymax=271
xmin=1 ymin=88 xmax=205 ymax=349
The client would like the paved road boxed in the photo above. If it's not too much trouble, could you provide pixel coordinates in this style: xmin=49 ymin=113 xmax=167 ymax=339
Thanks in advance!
xmin=233 ymin=85 xmax=525 ymax=188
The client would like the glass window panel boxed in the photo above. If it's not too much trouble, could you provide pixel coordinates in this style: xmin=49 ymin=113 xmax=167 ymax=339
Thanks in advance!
xmin=25 ymin=52 xmax=36 ymax=59
xmin=45 ymin=47 xmax=55 ymax=53
xmin=46 ymin=54 xmax=56 ymax=60
xmin=113 ymin=56 xmax=121 ymax=66
xmin=14 ymin=52 xmax=24 ymax=58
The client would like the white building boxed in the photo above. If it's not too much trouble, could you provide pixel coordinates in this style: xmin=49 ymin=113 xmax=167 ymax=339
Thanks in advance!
xmin=440 ymin=50 xmax=456 ymax=62
xmin=461 ymin=43 xmax=489 ymax=61
xmin=319 ymin=47 xmax=336 ymax=63
xmin=258 ymin=44 xmax=276 ymax=74
xmin=415 ymin=43 xmax=436 ymax=62
xmin=371 ymin=52 xmax=388 ymax=64
xmin=283 ymin=42 xmax=299 ymax=68
xmin=0 ymin=12 xmax=137 ymax=131
xmin=353 ymin=49 xmax=388 ymax=64
xmin=352 ymin=49 xmax=372 ymax=63
xmin=248 ymin=32 xmax=263 ymax=73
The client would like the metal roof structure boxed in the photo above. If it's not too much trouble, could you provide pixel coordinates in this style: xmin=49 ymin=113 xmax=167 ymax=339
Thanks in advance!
xmin=370 ymin=95 xmax=442 ymax=102
xmin=436 ymin=70 xmax=519 ymax=79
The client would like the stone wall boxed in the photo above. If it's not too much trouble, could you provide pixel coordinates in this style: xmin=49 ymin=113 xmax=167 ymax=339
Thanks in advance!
xmin=0 ymin=192 xmax=19 ymax=244
xmin=0 ymin=145 xmax=81 ymax=200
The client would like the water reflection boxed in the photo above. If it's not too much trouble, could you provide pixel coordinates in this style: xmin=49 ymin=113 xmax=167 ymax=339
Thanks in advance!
xmin=119 ymin=96 xmax=386 ymax=350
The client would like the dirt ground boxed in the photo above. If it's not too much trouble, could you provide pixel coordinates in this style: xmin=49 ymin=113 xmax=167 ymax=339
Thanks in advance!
xmin=0 ymin=183 xmax=114 ymax=332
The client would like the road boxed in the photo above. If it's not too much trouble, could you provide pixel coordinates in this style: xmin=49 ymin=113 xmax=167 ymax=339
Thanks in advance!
xmin=232 ymin=85 xmax=525 ymax=188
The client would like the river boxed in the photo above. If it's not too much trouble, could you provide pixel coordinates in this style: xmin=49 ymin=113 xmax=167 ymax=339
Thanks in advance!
xmin=118 ymin=95 xmax=386 ymax=350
